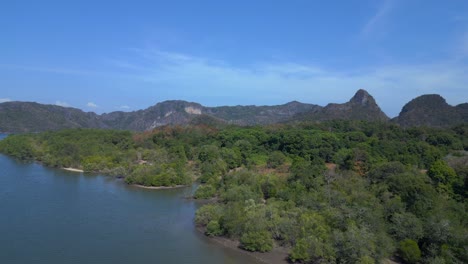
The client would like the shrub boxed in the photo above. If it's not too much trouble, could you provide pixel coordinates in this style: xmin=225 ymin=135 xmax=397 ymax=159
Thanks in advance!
xmin=194 ymin=184 xmax=216 ymax=199
xmin=206 ymin=220 xmax=223 ymax=236
xmin=399 ymin=239 xmax=421 ymax=263
xmin=240 ymin=230 xmax=273 ymax=252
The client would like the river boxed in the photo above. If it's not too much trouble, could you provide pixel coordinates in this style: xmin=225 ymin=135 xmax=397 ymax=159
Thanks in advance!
xmin=0 ymin=134 xmax=260 ymax=264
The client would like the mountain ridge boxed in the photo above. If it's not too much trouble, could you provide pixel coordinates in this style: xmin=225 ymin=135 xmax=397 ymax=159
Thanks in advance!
xmin=291 ymin=89 xmax=389 ymax=122
xmin=0 ymin=90 xmax=466 ymax=132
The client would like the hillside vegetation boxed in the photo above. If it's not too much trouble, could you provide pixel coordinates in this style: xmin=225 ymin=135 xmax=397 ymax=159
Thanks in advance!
xmin=0 ymin=120 xmax=467 ymax=263
xmin=1 ymin=90 xmax=465 ymax=133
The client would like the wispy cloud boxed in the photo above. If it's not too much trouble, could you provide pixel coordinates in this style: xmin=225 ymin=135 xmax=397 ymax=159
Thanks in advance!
xmin=0 ymin=98 xmax=12 ymax=103
xmin=55 ymin=100 xmax=70 ymax=107
xmin=0 ymin=64 xmax=96 ymax=75
xmin=120 ymin=105 xmax=130 ymax=110
xmin=360 ymin=0 xmax=395 ymax=38
xmin=87 ymin=102 xmax=98 ymax=108
xmin=112 ymin=48 xmax=468 ymax=117
xmin=453 ymin=14 xmax=468 ymax=22
xmin=457 ymin=31 xmax=468 ymax=59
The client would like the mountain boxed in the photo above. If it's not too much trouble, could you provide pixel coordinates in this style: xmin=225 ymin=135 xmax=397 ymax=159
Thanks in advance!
xmin=293 ymin=89 xmax=389 ymax=122
xmin=0 ymin=100 xmax=318 ymax=132
xmin=394 ymin=94 xmax=467 ymax=127
xmin=205 ymin=101 xmax=322 ymax=125
xmin=0 ymin=102 xmax=105 ymax=132
xmin=1 ymin=90 xmax=465 ymax=133
xmin=99 ymin=100 xmax=320 ymax=130
xmin=100 ymin=100 xmax=205 ymax=131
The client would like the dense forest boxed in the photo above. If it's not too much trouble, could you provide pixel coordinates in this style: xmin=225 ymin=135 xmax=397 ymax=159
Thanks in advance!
xmin=0 ymin=120 xmax=466 ymax=263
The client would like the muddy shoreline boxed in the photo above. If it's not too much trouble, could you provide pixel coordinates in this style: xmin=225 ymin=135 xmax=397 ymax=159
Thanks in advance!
xmin=196 ymin=226 xmax=290 ymax=264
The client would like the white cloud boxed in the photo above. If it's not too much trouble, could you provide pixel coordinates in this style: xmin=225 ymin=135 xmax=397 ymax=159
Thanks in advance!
xmin=120 ymin=105 xmax=130 ymax=110
xmin=87 ymin=102 xmax=98 ymax=108
xmin=55 ymin=100 xmax=70 ymax=107
xmin=0 ymin=98 xmax=12 ymax=103
xmin=114 ymin=49 xmax=468 ymax=117
xmin=360 ymin=0 xmax=395 ymax=38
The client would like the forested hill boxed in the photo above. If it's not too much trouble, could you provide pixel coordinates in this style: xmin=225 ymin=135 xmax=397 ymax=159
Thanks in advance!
xmin=0 ymin=90 xmax=466 ymax=132
xmin=0 ymin=102 xmax=106 ymax=132
xmin=0 ymin=100 xmax=320 ymax=132
xmin=0 ymin=121 xmax=466 ymax=263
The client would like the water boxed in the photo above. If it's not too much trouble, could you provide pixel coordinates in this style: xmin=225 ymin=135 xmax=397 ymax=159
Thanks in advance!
xmin=0 ymin=134 xmax=259 ymax=264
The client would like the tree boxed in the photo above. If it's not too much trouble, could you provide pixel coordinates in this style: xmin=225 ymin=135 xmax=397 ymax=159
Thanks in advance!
xmin=206 ymin=220 xmax=223 ymax=236
xmin=399 ymin=239 xmax=421 ymax=264
xmin=240 ymin=230 xmax=273 ymax=252
xmin=389 ymin=212 xmax=424 ymax=241
xmin=428 ymin=160 xmax=458 ymax=195
xmin=194 ymin=184 xmax=216 ymax=199
xmin=267 ymin=151 xmax=286 ymax=168
xmin=198 ymin=144 xmax=220 ymax=163
xmin=386 ymin=172 xmax=436 ymax=217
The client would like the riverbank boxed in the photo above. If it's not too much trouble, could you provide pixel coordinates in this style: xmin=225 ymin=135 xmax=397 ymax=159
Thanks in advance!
xmin=62 ymin=167 xmax=84 ymax=172
xmin=197 ymin=227 xmax=290 ymax=264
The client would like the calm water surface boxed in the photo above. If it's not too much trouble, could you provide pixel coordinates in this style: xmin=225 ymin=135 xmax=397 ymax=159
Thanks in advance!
xmin=0 ymin=134 xmax=260 ymax=264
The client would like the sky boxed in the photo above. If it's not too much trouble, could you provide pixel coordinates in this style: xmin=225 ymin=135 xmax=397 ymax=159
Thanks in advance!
xmin=1 ymin=0 xmax=467 ymax=117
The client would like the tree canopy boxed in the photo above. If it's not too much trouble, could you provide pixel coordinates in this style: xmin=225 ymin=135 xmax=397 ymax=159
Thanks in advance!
xmin=1 ymin=121 xmax=467 ymax=263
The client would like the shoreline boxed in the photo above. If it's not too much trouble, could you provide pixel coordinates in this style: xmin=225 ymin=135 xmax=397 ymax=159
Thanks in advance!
xmin=132 ymin=184 xmax=188 ymax=190
xmin=62 ymin=167 xmax=84 ymax=172
xmin=196 ymin=227 xmax=290 ymax=264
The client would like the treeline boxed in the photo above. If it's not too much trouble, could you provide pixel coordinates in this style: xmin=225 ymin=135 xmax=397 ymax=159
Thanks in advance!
xmin=0 ymin=121 xmax=466 ymax=263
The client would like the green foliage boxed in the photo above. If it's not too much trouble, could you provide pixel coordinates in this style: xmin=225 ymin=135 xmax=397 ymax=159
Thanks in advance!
xmin=289 ymin=158 xmax=326 ymax=190
xmin=399 ymin=239 xmax=421 ymax=263
xmin=195 ymin=204 xmax=222 ymax=226
xmin=125 ymin=162 xmax=191 ymax=187
xmin=194 ymin=184 xmax=216 ymax=199
xmin=428 ymin=160 xmax=459 ymax=194
xmin=367 ymin=161 xmax=406 ymax=183
xmin=0 ymin=134 xmax=35 ymax=160
xmin=289 ymin=213 xmax=335 ymax=263
xmin=240 ymin=230 xmax=273 ymax=252
xmin=267 ymin=151 xmax=286 ymax=168
xmin=220 ymin=147 xmax=242 ymax=169
xmin=198 ymin=145 xmax=220 ymax=163
xmin=199 ymin=158 xmax=227 ymax=183
xmin=389 ymin=212 xmax=424 ymax=241
xmin=386 ymin=171 xmax=436 ymax=217
xmin=0 ymin=121 xmax=466 ymax=263
xmin=206 ymin=220 xmax=223 ymax=236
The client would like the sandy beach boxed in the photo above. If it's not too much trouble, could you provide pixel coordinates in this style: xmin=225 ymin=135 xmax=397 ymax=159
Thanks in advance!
xmin=62 ymin=167 xmax=84 ymax=172
xmin=132 ymin=184 xmax=188 ymax=190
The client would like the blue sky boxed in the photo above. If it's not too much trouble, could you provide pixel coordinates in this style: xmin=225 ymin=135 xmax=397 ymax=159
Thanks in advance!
xmin=1 ymin=0 xmax=467 ymax=117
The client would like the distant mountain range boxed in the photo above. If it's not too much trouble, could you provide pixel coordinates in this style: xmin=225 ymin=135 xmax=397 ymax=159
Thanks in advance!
xmin=0 ymin=90 xmax=466 ymax=132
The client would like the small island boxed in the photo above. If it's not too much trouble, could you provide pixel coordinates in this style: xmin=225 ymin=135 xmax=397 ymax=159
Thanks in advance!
xmin=0 ymin=121 xmax=466 ymax=263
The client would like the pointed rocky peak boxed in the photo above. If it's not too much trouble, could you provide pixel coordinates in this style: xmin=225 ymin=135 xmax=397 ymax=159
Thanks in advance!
xmin=349 ymin=89 xmax=375 ymax=106
xmin=299 ymin=89 xmax=389 ymax=122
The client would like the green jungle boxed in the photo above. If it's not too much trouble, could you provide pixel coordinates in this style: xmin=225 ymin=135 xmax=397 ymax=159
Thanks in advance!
xmin=1 ymin=120 xmax=467 ymax=264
